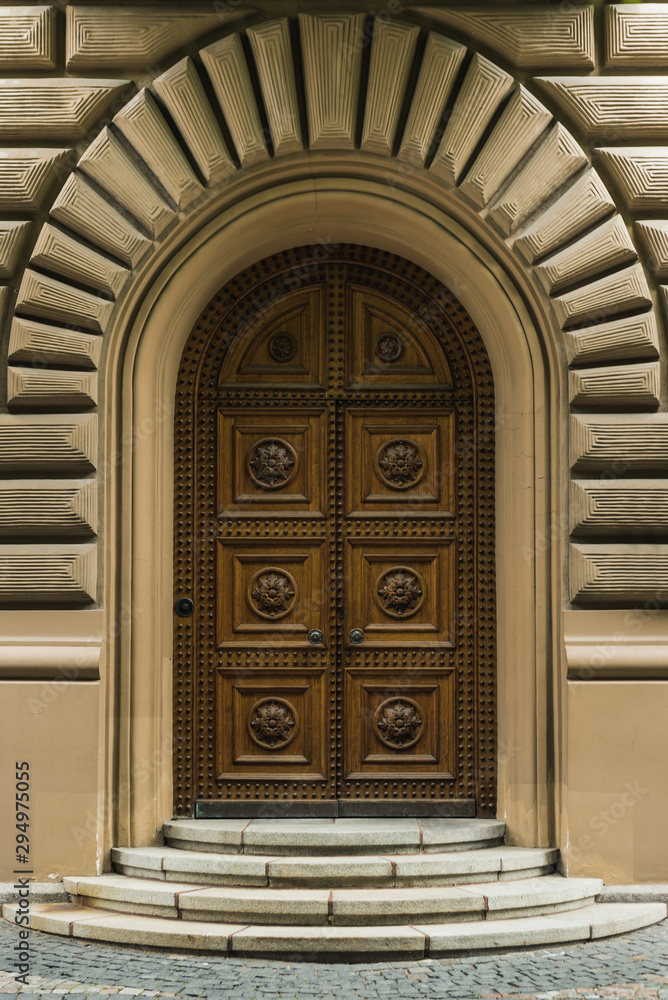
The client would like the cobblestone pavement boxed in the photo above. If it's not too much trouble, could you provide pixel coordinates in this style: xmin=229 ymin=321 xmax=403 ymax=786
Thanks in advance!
xmin=1 ymin=916 xmax=667 ymax=1000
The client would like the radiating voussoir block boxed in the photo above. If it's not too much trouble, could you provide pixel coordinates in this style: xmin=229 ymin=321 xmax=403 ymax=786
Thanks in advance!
xmin=299 ymin=12 xmax=365 ymax=151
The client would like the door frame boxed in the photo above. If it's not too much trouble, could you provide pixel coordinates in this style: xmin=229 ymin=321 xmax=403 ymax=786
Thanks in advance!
xmin=103 ymin=168 xmax=562 ymax=853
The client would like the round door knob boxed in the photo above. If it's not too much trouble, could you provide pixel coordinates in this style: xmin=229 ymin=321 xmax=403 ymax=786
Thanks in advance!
xmin=349 ymin=628 xmax=365 ymax=644
xmin=307 ymin=629 xmax=324 ymax=645
xmin=174 ymin=597 xmax=194 ymax=617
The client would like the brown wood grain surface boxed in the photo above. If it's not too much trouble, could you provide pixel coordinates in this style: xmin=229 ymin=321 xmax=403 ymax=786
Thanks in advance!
xmin=173 ymin=246 xmax=496 ymax=816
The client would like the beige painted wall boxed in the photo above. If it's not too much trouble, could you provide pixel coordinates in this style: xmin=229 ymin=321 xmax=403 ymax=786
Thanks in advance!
xmin=565 ymin=681 xmax=668 ymax=883
xmin=0 ymin=681 xmax=101 ymax=882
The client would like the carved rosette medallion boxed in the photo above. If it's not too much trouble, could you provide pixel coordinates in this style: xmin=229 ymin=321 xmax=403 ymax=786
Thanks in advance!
xmin=375 ymin=333 xmax=403 ymax=363
xmin=248 ymin=568 xmax=298 ymax=620
xmin=375 ymin=566 xmax=425 ymax=618
xmin=375 ymin=438 xmax=426 ymax=490
xmin=247 ymin=438 xmax=298 ymax=490
xmin=268 ymin=332 xmax=297 ymax=363
xmin=248 ymin=697 xmax=299 ymax=749
xmin=374 ymin=697 xmax=424 ymax=750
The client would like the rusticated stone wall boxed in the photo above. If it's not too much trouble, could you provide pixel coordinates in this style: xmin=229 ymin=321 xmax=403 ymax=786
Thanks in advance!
xmin=0 ymin=2 xmax=667 ymax=610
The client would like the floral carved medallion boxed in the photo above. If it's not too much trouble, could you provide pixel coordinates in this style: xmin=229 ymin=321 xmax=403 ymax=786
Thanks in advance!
xmin=375 ymin=567 xmax=425 ymax=618
xmin=247 ymin=438 xmax=297 ymax=490
xmin=248 ymin=697 xmax=298 ymax=749
xmin=248 ymin=568 xmax=298 ymax=620
xmin=374 ymin=697 xmax=424 ymax=750
xmin=268 ymin=332 xmax=297 ymax=363
xmin=375 ymin=333 xmax=403 ymax=363
xmin=375 ymin=438 xmax=426 ymax=490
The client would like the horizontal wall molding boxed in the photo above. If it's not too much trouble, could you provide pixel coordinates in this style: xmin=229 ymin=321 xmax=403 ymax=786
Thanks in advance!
xmin=0 ymin=643 xmax=100 ymax=680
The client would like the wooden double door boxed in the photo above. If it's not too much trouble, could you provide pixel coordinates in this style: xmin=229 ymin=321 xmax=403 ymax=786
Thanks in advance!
xmin=173 ymin=246 xmax=496 ymax=817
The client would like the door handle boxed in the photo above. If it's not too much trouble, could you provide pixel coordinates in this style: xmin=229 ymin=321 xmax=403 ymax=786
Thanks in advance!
xmin=307 ymin=629 xmax=324 ymax=644
xmin=349 ymin=628 xmax=365 ymax=644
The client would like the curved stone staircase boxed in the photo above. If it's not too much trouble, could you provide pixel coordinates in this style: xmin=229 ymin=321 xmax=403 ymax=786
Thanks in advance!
xmin=4 ymin=820 xmax=666 ymax=959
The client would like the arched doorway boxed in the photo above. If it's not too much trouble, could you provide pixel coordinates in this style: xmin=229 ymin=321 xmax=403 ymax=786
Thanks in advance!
xmin=173 ymin=244 xmax=497 ymax=817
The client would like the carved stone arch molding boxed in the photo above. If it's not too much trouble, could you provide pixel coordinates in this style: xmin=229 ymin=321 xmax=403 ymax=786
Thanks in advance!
xmin=1 ymin=9 xmax=667 ymax=853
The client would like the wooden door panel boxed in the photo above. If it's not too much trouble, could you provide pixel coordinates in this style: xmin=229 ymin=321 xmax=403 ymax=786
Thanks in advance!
xmin=346 ymin=286 xmax=452 ymax=388
xmin=345 ymin=539 xmax=455 ymax=646
xmin=343 ymin=668 xmax=455 ymax=780
xmin=345 ymin=409 xmax=455 ymax=516
xmin=217 ymin=540 xmax=327 ymax=647
xmin=218 ymin=408 xmax=327 ymax=515
xmin=220 ymin=287 xmax=327 ymax=386
xmin=216 ymin=668 xmax=327 ymax=780
xmin=176 ymin=246 xmax=496 ymax=815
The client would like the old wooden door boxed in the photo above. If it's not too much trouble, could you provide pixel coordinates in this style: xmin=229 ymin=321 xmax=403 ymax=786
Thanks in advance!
xmin=174 ymin=245 xmax=496 ymax=817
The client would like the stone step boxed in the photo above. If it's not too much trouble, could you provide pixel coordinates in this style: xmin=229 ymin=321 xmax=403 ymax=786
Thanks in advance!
xmin=62 ymin=874 xmax=602 ymax=925
xmin=111 ymin=845 xmax=558 ymax=887
xmin=5 ymin=901 xmax=665 ymax=959
xmin=163 ymin=817 xmax=506 ymax=855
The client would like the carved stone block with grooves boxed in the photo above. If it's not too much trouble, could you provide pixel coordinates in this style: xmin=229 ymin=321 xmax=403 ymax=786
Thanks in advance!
xmin=31 ymin=223 xmax=128 ymax=298
xmin=635 ymin=221 xmax=668 ymax=281
xmin=569 ymin=361 xmax=660 ymax=408
xmin=0 ymin=222 xmax=31 ymax=280
xmin=7 ymin=368 xmax=98 ymax=411
xmin=416 ymin=6 xmax=595 ymax=69
xmin=606 ymin=5 xmax=668 ymax=68
xmin=0 ymin=6 xmax=55 ymax=69
xmin=66 ymin=6 xmax=249 ymax=69
xmin=248 ymin=19 xmax=302 ymax=157
xmin=537 ymin=78 xmax=668 ymax=141
xmin=50 ymin=174 xmax=151 ymax=269
xmin=78 ymin=128 xmax=174 ymax=239
xmin=430 ymin=54 xmax=513 ymax=186
xmin=570 ymin=543 xmax=668 ymax=604
xmin=152 ymin=57 xmax=234 ymax=183
xmin=397 ymin=33 xmax=466 ymax=166
xmin=0 ymin=79 xmax=129 ymax=141
xmin=564 ymin=312 xmax=659 ymax=366
xmin=9 ymin=318 xmax=101 ymax=371
xmin=535 ymin=216 xmax=636 ymax=294
xmin=0 ymin=149 xmax=70 ymax=211
xmin=514 ymin=169 xmax=615 ymax=264
xmin=0 ymin=543 xmax=96 ymax=604
xmin=113 ymin=90 xmax=202 ymax=209
xmin=0 ymin=480 xmax=97 ymax=538
xmin=299 ymin=12 xmax=365 ymax=150
xmin=16 ymin=270 xmax=113 ymax=334
xmin=552 ymin=263 xmax=651 ymax=329
xmin=570 ymin=480 xmax=668 ymax=536
xmin=361 ymin=19 xmax=419 ymax=157
xmin=487 ymin=124 xmax=587 ymax=236
xmin=459 ymin=86 xmax=552 ymax=208
xmin=597 ymin=148 xmax=668 ymax=212
xmin=201 ymin=34 xmax=268 ymax=167
xmin=570 ymin=414 xmax=668 ymax=472
xmin=0 ymin=414 xmax=96 ymax=473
